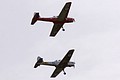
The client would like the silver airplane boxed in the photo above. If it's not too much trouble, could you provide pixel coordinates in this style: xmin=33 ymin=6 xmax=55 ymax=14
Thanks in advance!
xmin=34 ymin=49 xmax=75 ymax=78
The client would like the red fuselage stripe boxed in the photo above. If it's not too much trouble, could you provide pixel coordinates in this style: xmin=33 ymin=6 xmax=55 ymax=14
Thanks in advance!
xmin=37 ymin=17 xmax=74 ymax=23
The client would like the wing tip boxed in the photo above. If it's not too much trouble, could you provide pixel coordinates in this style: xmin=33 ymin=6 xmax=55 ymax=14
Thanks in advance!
xmin=66 ymin=2 xmax=72 ymax=4
xmin=69 ymin=49 xmax=75 ymax=51
xmin=50 ymin=34 xmax=55 ymax=37
xmin=50 ymin=75 xmax=56 ymax=78
xmin=50 ymin=76 xmax=55 ymax=78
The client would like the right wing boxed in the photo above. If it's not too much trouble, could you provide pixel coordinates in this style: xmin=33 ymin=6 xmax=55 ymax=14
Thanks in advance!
xmin=58 ymin=49 xmax=74 ymax=67
xmin=57 ymin=2 xmax=72 ymax=21
xmin=50 ymin=23 xmax=64 ymax=37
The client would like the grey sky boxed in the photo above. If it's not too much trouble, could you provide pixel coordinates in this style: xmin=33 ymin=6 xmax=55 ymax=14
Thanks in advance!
xmin=0 ymin=0 xmax=120 ymax=80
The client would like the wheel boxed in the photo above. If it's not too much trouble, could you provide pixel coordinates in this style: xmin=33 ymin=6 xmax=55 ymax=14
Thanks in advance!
xmin=62 ymin=28 xmax=65 ymax=31
xmin=64 ymin=72 xmax=66 ymax=75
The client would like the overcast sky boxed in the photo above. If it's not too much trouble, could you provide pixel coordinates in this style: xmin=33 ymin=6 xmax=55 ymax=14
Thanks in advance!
xmin=0 ymin=0 xmax=120 ymax=80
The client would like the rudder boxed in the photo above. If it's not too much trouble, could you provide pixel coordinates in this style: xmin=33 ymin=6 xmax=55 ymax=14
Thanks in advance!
xmin=31 ymin=12 xmax=40 ymax=25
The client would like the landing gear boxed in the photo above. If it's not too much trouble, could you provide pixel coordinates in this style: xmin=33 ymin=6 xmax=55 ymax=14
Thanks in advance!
xmin=64 ymin=72 xmax=66 ymax=75
xmin=63 ymin=69 xmax=66 ymax=75
xmin=62 ymin=28 xmax=65 ymax=31
xmin=62 ymin=27 xmax=65 ymax=31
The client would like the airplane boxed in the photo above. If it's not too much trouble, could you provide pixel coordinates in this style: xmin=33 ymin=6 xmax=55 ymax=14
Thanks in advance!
xmin=31 ymin=2 xmax=75 ymax=37
xmin=34 ymin=49 xmax=75 ymax=78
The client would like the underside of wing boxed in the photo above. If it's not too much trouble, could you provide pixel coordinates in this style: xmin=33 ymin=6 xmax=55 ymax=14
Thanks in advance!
xmin=57 ymin=2 xmax=72 ymax=21
xmin=50 ymin=23 xmax=64 ymax=37
xmin=51 ymin=49 xmax=74 ymax=78
xmin=58 ymin=49 xmax=74 ymax=67
xmin=51 ymin=67 xmax=63 ymax=78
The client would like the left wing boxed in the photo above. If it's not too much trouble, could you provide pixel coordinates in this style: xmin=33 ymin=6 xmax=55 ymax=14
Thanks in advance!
xmin=51 ymin=49 xmax=75 ymax=78
xmin=50 ymin=23 xmax=64 ymax=37
xmin=51 ymin=67 xmax=63 ymax=78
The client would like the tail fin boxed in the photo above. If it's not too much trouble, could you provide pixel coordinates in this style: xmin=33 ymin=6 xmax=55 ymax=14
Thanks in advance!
xmin=31 ymin=12 xmax=40 ymax=25
xmin=37 ymin=56 xmax=43 ymax=62
xmin=34 ymin=56 xmax=43 ymax=68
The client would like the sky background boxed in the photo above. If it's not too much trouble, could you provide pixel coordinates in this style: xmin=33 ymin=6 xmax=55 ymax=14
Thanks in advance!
xmin=0 ymin=0 xmax=120 ymax=80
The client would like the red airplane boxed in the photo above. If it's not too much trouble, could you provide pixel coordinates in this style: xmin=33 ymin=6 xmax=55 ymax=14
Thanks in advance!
xmin=31 ymin=2 xmax=75 ymax=37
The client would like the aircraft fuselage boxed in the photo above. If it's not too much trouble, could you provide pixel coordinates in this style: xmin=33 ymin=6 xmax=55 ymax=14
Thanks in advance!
xmin=41 ymin=60 xmax=75 ymax=67
xmin=37 ymin=17 xmax=75 ymax=23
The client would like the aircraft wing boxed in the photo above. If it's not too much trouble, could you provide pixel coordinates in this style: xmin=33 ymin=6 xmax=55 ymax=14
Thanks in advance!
xmin=50 ymin=2 xmax=72 ymax=37
xmin=51 ymin=49 xmax=74 ymax=78
xmin=51 ymin=67 xmax=63 ymax=78
xmin=50 ymin=23 xmax=64 ymax=37
xmin=57 ymin=2 xmax=72 ymax=21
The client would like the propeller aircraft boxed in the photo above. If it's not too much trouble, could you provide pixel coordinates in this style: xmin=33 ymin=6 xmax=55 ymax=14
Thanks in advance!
xmin=31 ymin=2 xmax=75 ymax=37
xmin=34 ymin=49 xmax=75 ymax=78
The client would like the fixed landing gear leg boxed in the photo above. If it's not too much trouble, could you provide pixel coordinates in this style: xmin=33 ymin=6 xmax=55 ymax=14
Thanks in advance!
xmin=62 ymin=27 xmax=65 ymax=31
xmin=63 ymin=70 xmax=66 ymax=75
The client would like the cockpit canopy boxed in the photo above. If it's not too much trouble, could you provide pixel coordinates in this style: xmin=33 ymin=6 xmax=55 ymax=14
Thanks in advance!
xmin=53 ymin=16 xmax=58 ymax=18
xmin=54 ymin=60 xmax=61 ymax=62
